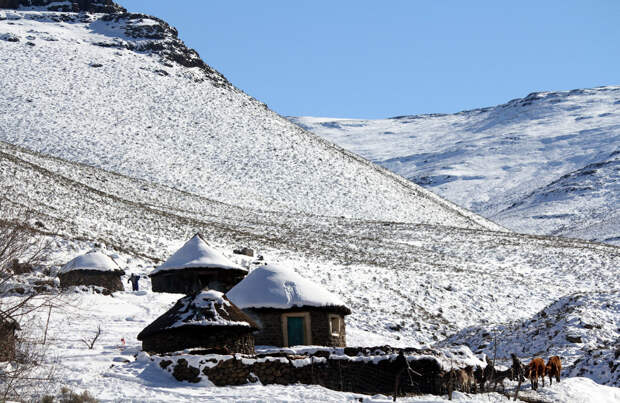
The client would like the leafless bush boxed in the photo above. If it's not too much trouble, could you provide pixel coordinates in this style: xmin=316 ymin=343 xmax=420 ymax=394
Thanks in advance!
xmin=81 ymin=325 xmax=102 ymax=350
xmin=0 ymin=215 xmax=61 ymax=401
xmin=42 ymin=386 xmax=99 ymax=403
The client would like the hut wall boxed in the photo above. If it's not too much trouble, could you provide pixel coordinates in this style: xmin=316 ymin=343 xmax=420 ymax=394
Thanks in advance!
xmin=59 ymin=270 xmax=124 ymax=292
xmin=0 ymin=323 xmax=17 ymax=362
xmin=142 ymin=327 xmax=255 ymax=355
xmin=246 ymin=309 xmax=346 ymax=347
xmin=151 ymin=269 xmax=246 ymax=294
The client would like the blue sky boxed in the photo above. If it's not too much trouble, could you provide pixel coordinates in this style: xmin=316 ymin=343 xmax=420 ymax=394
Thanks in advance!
xmin=122 ymin=1 xmax=619 ymax=119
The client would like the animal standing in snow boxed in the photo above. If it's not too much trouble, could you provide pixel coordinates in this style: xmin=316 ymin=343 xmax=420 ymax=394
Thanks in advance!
xmin=525 ymin=357 xmax=546 ymax=390
xmin=445 ymin=366 xmax=475 ymax=397
xmin=490 ymin=367 xmax=514 ymax=391
xmin=545 ymin=356 xmax=562 ymax=385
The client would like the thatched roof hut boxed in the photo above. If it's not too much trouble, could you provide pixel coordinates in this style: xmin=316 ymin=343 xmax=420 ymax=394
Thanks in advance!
xmin=150 ymin=234 xmax=247 ymax=294
xmin=137 ymin=290 xmax=258 ymax=354
xmin=0 ymin=314 xmax=19 ymax=362
xmin=227 ymin=264 xmax=351 ymax=347
xmin=58 ymin=251 xmax=125 ymax=293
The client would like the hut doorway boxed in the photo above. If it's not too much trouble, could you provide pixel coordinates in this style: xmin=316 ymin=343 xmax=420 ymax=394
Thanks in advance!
xmin=287 ymin=317 xmax=304 ymax=346
xmin=281 ymin=312 xmax=312 ymax=346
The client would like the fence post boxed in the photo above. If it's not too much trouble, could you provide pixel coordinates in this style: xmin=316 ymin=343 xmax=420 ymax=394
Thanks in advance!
xmin=42 ymin=303 xmax=52 ymax=345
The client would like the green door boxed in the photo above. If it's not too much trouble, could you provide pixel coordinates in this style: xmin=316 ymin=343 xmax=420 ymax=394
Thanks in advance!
xmin=287 ymin=316 xmax=305 ymax=346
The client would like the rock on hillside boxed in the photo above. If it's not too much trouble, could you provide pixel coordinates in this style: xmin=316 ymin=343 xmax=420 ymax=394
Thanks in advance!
xmin=0 ymin=0 xmax=124 ymax=13
xmin=0 ymin=4 xmax=500 ymax=230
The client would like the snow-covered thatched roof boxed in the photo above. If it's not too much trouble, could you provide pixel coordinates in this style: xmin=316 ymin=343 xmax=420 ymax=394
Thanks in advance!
xmin=151 ymin=234 xmax=246 ymax=275
xmin=226 ymin=264 xmax=351 ymax=314
xmin=137 ymin=290 xmax=258 ymax=340
xmin=60 ymin=251 xmax=123 ymax=274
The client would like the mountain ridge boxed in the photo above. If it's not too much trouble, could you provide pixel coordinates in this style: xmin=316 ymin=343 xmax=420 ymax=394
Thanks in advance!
xmin=0 ymin=6 xmax=503 ymax=231
xmin=291 ymin=85 xmax=620 ymax=244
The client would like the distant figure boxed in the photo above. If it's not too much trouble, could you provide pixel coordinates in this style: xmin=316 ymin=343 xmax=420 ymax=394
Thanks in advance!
xmin=128 ymin=273 xmax=141 ymax=291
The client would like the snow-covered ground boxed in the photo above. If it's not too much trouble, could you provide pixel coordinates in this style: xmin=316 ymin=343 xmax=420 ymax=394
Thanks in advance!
xmin=291 ymin=87 xmax=620 ymax=244
xmin=0 ymin=2 xmax=618 ymax=402
xmin=0 ymin=7 xmax=500 ymax=231
xmin=5 ymin=239 xmax=617 ymax=402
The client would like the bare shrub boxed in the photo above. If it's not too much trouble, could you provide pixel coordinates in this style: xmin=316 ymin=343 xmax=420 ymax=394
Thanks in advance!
xmin=81 ymin=325 xmax=102 ymax=350
xmin=58 ymin=386 xmax=99 ymax=403
xmin=0 ymin=215 xmax=61 ymax=401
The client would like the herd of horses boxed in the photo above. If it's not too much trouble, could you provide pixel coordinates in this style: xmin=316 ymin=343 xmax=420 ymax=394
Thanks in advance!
xmin=445 ymin=353 xmax=562 ymax=396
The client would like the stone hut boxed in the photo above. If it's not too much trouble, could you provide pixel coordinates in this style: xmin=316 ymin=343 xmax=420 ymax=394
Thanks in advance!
xmin=0 ymin=314 xmax=19 ymax=362
xmin=58 ymin=251 xmax=125 ymax=292
xmin=150 ymin=234 xmax=247 ymax=294
xmin=137 ymin=290 xmax=259 ymax=354
xmin=227 ymin=264 xmax=351 ymax=348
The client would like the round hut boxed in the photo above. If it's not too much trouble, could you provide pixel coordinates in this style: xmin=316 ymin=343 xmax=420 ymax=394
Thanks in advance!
xmin=58 ymin=251 xmax=125 ymax=292
xmin=150 ymin=234 xmax=247 ymax=294
xmin=137 ymin=290 xmax=259 ymax=354
xmin=0 ymin=314 xmax=19 ymax=362
xmin=226 ymin=264 xmax=351 ymax=348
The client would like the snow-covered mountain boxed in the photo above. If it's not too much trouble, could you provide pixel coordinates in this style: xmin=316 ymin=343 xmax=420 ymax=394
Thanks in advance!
xmin=0 ymin=2 xmax=619 ymax=401
xmin=291 ymin=87 xmax=620 ymax=244
xmin=0 ymin=2 xmax=501 ymax=231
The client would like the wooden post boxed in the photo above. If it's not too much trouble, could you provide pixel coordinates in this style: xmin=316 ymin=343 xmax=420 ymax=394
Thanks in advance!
xmin=42 ymin=303 xmax=52 ymax=345
xmin=514 ymin=378 xmax=522 ymax=401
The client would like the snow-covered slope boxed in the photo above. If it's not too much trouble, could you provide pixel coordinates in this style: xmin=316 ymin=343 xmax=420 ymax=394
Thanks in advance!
xmin=291 ymin=87 xmax=620 ymax=243
xmin=2 ymin=138 xmax=618 ymax=353
xmin=0 ymin=2 xmax=618 ymax=401
xmin=496 ymin=150 xmax=620 ymax=243
xmin=438 ymin=291 xmax=620 ymax=387
xmin=0 ymin=5 xmax=501 ymax=231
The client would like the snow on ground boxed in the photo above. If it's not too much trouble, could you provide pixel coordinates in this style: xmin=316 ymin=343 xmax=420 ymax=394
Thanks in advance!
xmin=1 ymin=138 xmax=618 ymax=349
xmin=2 ymin=233 xmax=617 ymax=401
xmin=0 ymin=4 xmax=618 ymax=402
xmin=438 ymin=291 xmax=620 ymax=387
xmin=291 ymin=86 xmax=620 ymax=244
xmin=0 ymin=8 xmax=500 ymax=231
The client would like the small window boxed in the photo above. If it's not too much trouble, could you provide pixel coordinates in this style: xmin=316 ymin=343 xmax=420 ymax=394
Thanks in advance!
xmin=329 ymin=315 xmax=340 ymax=337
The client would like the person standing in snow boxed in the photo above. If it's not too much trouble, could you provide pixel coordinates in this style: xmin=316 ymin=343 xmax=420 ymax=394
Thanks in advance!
xmin=127 ymin=273 xmax=141 ymax=291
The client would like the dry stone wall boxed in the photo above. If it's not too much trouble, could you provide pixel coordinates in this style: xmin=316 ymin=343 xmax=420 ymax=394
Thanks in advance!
xmin=153 ymin=346 xmax=478 ymax=397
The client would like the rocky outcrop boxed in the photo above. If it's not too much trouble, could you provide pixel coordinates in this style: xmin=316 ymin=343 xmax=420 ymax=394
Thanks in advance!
xmin=0 ymin=0 xmax=126 ymax=13
xmin=1 ymin=1 xmax=231 ymax=87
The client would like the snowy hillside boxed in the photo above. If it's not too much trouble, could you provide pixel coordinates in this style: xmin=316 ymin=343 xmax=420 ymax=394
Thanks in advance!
xmin=0 ymin=5 xmax=501 ymax=231
xmin=291 ymin=86 xmax=620 ymax=243
xmin=0 ymin=2 xmax=619 ymax=401
xmin=438 ymin=291 xmax=620 ymax=386
xmin=1 ymin=138 xmax=619 ymax=390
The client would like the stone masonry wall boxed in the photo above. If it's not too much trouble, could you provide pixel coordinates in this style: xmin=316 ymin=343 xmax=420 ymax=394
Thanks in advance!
xmin=160 ymin=349 xmax=454 ymax=397
xmin=247 ymin=309 xmax=346 ymax=347
xmin=58 ymin=270 xmax=124 ymax=292
xmin=0 ymin=324 xmax=17 ymax=362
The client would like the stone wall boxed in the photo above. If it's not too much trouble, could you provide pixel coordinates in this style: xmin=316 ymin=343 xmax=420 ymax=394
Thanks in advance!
xmin=158 ymin=347 xmax=467 ymax=397
xmin=246 ymin=308 xmax=347 ymax=347
xmin=0 ymin=322 xmax=17 ymax=362
xmin=142 ymin=328 xmax=254 ymax=355
xmin=150 ymin=269 xmax=246 ymax=294
xmin=58 ymin=270 xmax=124 ymax=292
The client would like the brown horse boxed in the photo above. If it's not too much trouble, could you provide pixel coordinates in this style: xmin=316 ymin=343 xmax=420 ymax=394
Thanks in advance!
xmin=546 ymin=356 xmax=562 ymax=385
xmin=525 ymin=358 xmax=546 ymax=390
